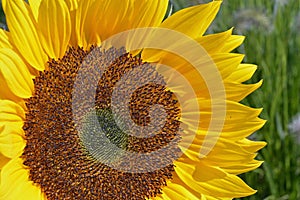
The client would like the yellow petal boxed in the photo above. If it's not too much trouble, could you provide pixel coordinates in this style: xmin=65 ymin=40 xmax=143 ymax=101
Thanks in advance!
xmin=0 ymin=29 xmax=12 ymax=48
xmin=161 ymin=182 xmax=200 ymax=200
xmin=68 ymin=7 xmax=78 ymax=47
xmin=28 ymin=0 xmax=42 ymax=21
xmin=65 ymin=0 xmax=79 ymax=11
xmin=129 ymin=0 xmax=169 ymax=28
xmin=221 ymin=34 xmax=245 ymax=53
xmin=222 ymin=100 xmax=263 ymax=123
xmin=142 ymin=49 xmax=213 ymax=101
xmin=226 ymin=64 xmax=258 ymax=83
xmin=0 ymin=80 xmax=27 ymax=110
xmin=224 ymin=80 xmax=263 ymax=102
xmin=200 ymin=138 xmax=263 ymax=174
xmin=98 ymin=0 xmax=168 ymax=39
xmin=0 ymin=125 xmax=25 ymax=159
xmin=179 ymin=53 xmax=244 ymax=87
xmin=160 ymin=1 xmax=221 ymax=38
xmin=202 ymin=194 xmax=231 ymax=200
xmin=0 ymin=74 xmax=23 ymax=103
xmin=174 ymin=160 xmax=257 ymax=198
xmin=196 ymin=100 xmax=265 ymax=139
xmin=223 ymin=119 xmax=266 ymax=139
xmin=0 ymin=100 xmax=25 ymax=136
xmin=152 ymin=196 xmax=164 ymax=200
xmin=237 ymin=138 xmax=267 ymax=153
xmin=186 ymin=138 xmax=255 ymax=160
xmin=197 ymin=28 xmax=233 ymax=54
xmin=64 ymin=0 xmax=79 ymax=47
xmin=184 ymin=140 xmax=264 ymax=175
xmin=75 ymin=0 xmax=168 ymax=49
xmin=0 ymin=48 xmax=34 ymax=98
xmin=182 ymin=133 xmax=265 ymax=175
xmin=75 ymin=0 xmax=102 ymax=48
xmin=222 ymin=160 xmax=264 ymax=175
xmin=37 ymin=0 xmax=71 ymax=59
xmin=0 ymin=158 xmax=46 ymax=200
xmin=0 ymin=100 xmax=25 ymax=123
xmin=198 ymin=30 xmax=245 ymax=55
xmin=210 ymin=53 xmax=244 ymax=80
xmin=3 ymin=0 xmax=47 ymax=71
xmin=0 ymin=153 xmax=10 ymax=170
xmin=0 ymin=100 xmax=25 ymax=158
xmin=158 ymin=55 xmax=253 ymax=104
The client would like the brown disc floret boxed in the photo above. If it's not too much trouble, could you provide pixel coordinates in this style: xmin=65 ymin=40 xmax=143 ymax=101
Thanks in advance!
xmin=22 ymin=46 xmax=182 ymax=200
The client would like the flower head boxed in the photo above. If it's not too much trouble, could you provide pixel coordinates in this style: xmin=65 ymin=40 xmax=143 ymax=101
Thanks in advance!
xmin=0 ymin=0 xmax=266 ymax=199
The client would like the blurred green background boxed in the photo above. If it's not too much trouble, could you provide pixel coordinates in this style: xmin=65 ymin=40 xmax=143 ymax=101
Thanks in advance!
xmin=0 ymin=1 xmax=5 ymax=30
xmin=0 ymin=0 xmax=299 ymax=199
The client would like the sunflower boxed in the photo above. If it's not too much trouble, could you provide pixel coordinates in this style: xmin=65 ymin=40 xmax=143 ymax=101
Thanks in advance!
xmin=0 ymin=0 xmax=266 ymax=199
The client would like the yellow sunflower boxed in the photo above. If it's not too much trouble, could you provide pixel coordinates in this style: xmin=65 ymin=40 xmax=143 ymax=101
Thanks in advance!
xmin=0 ymin=0 xmax=266 ymax=199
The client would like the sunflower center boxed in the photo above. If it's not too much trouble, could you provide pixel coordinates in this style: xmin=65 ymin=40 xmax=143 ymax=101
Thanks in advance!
xmin=22 ymin=46 xmax=182 ymax=200
xmin=80 ymin=108 xmax=129 ymax=163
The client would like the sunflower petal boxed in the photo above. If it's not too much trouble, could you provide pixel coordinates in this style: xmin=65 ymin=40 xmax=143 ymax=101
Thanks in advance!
xmin=75 ymin=0 xmax=102 ymax=48
xmin=37 ymin=0 xmax=71 ymax=59
xmin=75 ymin=0 xmax=168 ymax=49
xmin=0 ymin=122 xmax=25 ymax=158
xmin=0 ymin=153 xmax=10 ymax=170
xmin=224 ymin=80 xmax=263 ymax=102
xmin=0 ymin=29 xmax=12 ymax=48
xmin=0 ymin=125 xmax=25 ymax=159
xmin=211 ymin=53 xmax=244 ymax=79
xmin=182 ymin=135 xmax=264 ymax=175
xmin=3 ymin=0 xmax=47 ymax=71
xmin=197 ymin=28 xmax=233 ymax=54
xmin=221 ymin=34 xmax=245 ymax=53
xmin=237 ymin=138 xmax=267 ymax=152
xmin=65 ymin=0 xmax=79 ymax=11
xmin=67 ymin=4 xmax=78 ymax=46
xmin=28 ymin=0 xmax=42 ymax=21
xmin=0 ymin=100 xmax=25 ymax=123
xmin=0 ymin=100 xmax=25 ymax=158
xmin=175 ymin=160 xmax=257 ymax=198
xmin=0 ymin=74 xmax=22 ymax=102
xmin=184 ymin=143 xmax=264 ymax=175
xmin=201 ymin=194 xmax=231 ymax=200
xmin=222 ymin=160 xmax=264 ymax=175
xmin=196 ymin=100 xmax=265 ymax=139
xmin=200 ymin=138 xmax=264 ymax=174
xmin=130 ymin=0 xmax=168 ymax=28
xmin=161 ymin=181 xmax=200 ymax=200
xmin=226 ymin=64 xmax=258 ymax=83
xmin=0 ymin=48 xmax=34 ymax=98
xmin=176 ymin=53 xmax=244 ymax=85
xmin=0 ymin=158 xmax=46 ymax=200
xmin=160 ymin=1 xmax=221 ymax=38
xmin=195 ymin=98 xmax=261 ymax=121
xmin=142 ymin=48 xmax=214 ymax=101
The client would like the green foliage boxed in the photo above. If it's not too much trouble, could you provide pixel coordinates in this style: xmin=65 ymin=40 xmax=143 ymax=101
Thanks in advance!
xmin=172 ymin=0 xmax=300 ymax=199
xmin=0 ymin=0 xmax=6 ymax=29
